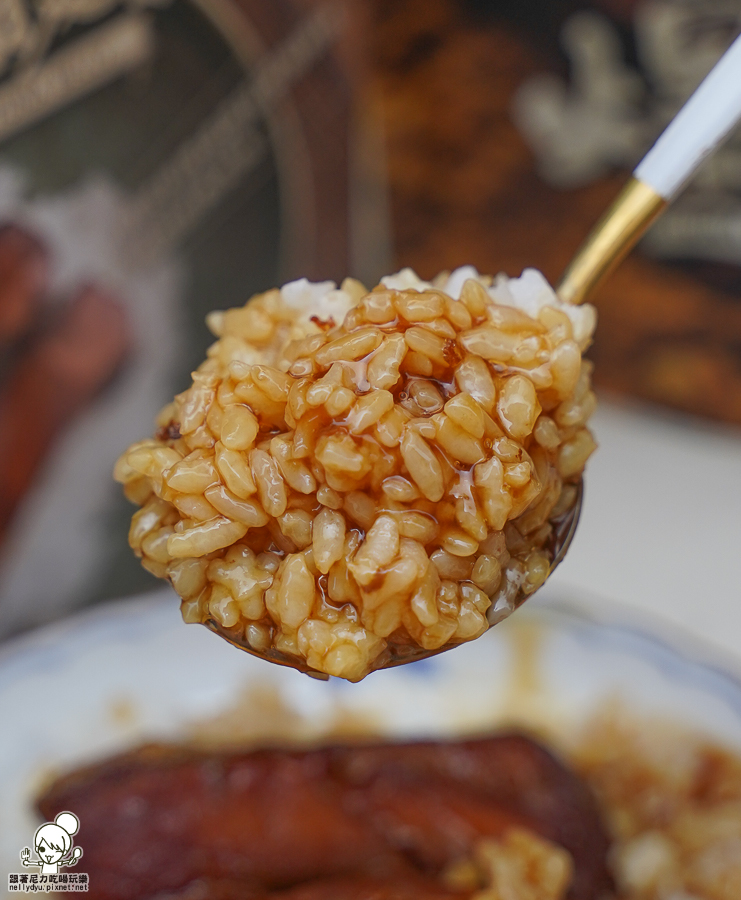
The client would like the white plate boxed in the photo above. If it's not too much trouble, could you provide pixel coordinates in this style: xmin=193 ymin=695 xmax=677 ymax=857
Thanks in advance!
xmin=2 ymin=585 xmax=741 ymax=892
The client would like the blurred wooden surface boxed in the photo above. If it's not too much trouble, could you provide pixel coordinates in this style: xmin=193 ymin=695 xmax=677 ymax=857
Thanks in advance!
xmin=371 ymin=0 xmax=741 ymax=423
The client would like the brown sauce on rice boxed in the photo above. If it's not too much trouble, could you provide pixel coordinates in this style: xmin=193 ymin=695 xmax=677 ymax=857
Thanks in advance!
xmin=115 ymin=269 xmax=597 ymax=679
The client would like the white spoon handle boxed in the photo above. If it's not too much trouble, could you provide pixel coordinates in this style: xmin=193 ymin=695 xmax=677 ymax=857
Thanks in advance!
xmin=635 ymin=34 xmax=741 ymax=200
xmin=559 ymin=33 xmax=741 ymax=304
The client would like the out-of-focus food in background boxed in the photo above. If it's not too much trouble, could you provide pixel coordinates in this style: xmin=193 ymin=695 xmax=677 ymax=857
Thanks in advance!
xmin=9 ymin=596 xmax=741 ymax=900
xmin=36 ymin=733 xmax=614 ymax=900
xmin=36 ymin=715 xmax=741 ymax=900
xmin=0 ymin=225 xmax=130 ymax=548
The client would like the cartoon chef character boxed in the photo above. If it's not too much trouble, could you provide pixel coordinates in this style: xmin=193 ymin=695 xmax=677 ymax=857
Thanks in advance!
xmin=20 ymin=811 xmax=83 ymax=875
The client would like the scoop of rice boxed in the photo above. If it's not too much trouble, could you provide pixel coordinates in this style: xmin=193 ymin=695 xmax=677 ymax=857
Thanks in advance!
xmin=114 ymin=267 xmax=597 ymax=680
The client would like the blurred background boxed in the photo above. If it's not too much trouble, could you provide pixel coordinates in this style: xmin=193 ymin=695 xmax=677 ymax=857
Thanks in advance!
xmin=0 ymin=0 xmax=739 ymax=660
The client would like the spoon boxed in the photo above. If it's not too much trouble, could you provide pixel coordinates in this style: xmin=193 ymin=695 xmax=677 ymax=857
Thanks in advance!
xmin=206 ymin=33 xmax=741 ymax=678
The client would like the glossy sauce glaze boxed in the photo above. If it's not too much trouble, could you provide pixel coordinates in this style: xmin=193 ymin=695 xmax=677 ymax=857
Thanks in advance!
xmin=115 ymin=269 xmax=596 ymax=679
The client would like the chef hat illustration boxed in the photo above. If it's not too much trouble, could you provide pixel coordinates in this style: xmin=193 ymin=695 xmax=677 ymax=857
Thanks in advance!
xmin=35 ymin=812 xmax=80 ymax=854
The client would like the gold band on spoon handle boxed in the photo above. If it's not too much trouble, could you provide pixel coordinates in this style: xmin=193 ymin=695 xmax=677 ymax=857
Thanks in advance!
xmin=558 ymin=32 xmax=741 ymax=306
xmin=557 ymin=177 xmax=667 ymax=306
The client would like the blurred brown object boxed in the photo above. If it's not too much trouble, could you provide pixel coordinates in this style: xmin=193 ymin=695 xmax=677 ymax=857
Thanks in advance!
xmin=370 ymin=0 xmax=741 ymax=423
xmin=0 ymin=225 xmax=131 ymax=546
xmin=0 ymin=225 xmax=48 ymax=343
xmin=38 ymin=733 xmax=612 ymax=900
